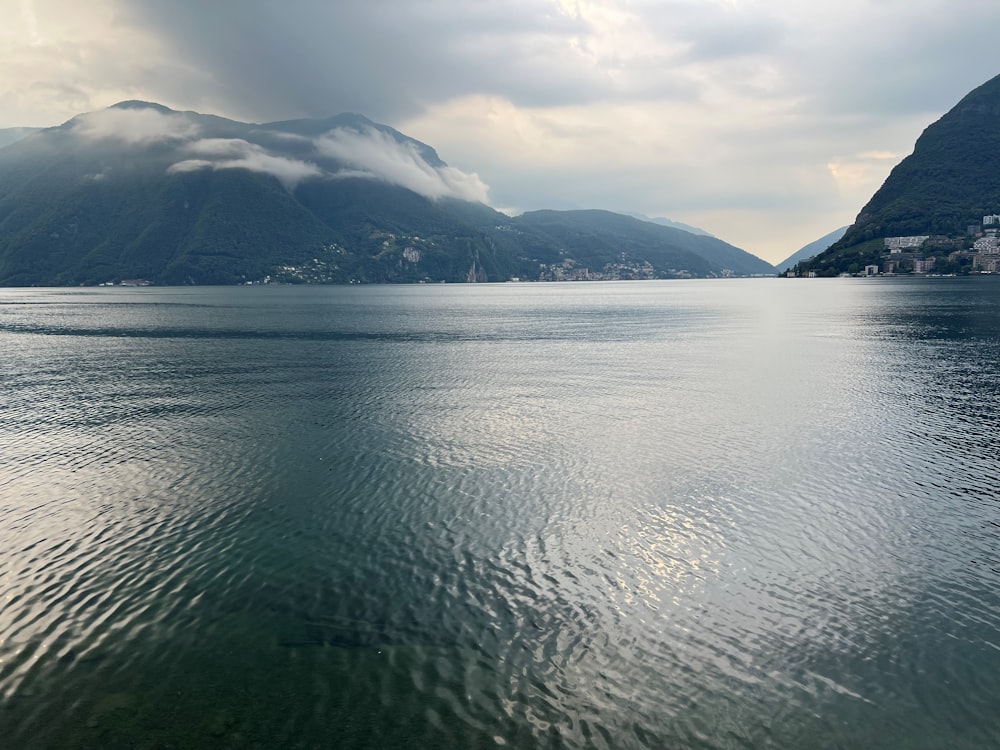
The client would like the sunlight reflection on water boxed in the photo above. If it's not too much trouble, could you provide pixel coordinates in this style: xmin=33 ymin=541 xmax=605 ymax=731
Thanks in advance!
xmin=1 ymin=279 xmax=999 ymax=748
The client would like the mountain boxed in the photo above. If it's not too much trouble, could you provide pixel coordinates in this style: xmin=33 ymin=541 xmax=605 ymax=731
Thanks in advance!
xmin=806 ymin=73 xmax=1000 ymax=272
xmin=775 ymin=226 xmax=848 ymax=272
xmin=0 ymin=128 xmax=40 ymax=149
xmin=623 ymin=212 xmax=715 ymax=237
xmin=0 ymin=101 xmax=771 ymax=285
xmin=515 ymin=210 xmax=773 ymax=277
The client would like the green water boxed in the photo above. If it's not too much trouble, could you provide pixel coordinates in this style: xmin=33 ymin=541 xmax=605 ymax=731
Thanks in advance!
xmin=2 ymin=279 xmax=999 ymax=748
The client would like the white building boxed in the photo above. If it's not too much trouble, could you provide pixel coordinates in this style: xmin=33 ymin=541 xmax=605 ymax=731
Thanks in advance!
xmin=974 ymin=236 xmax=1000 ymax=254
xmin=884 ymin=236 xmax=929 ymax=252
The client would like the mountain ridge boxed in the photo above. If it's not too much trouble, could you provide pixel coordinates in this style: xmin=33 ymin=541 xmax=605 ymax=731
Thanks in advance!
xmin=621 ymin=212 xmax=715 ymax=238
xmin=0 ymin=101 xmax=773 ymax=285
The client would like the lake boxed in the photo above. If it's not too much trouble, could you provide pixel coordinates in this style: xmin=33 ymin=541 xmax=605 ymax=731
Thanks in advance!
xmin=2 ymin=278 xmax=999 ymax=748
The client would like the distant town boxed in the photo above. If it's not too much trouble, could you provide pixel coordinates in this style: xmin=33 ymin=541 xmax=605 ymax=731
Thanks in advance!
xmin=790 ymin=214 xmax=1000 ymax=277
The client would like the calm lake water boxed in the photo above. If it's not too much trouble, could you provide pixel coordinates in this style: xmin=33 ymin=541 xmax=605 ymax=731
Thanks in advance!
xmin=2 ymin=278 xmax=999 ymax=749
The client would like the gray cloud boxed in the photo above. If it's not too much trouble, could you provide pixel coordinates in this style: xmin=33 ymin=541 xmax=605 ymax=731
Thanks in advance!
xmin=117 ymin=0 xmax=599 ymax=123
xmin=775 ymin=0 xmax=1000 ymax=119
xmin=112 ymin=0 xmax=1000 ymax=133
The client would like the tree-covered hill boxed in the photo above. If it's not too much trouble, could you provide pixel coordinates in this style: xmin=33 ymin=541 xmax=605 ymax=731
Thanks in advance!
xmin=806 ymin=73 xmax=1000 ymax=273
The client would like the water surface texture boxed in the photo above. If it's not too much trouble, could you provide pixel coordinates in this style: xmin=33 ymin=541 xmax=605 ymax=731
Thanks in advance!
xmin=2 ymin=279 xmax=999 ymax=748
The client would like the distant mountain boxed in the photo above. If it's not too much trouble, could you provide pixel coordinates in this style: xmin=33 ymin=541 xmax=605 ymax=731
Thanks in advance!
xmin=0 ymin=102 xmax=769 ymax=285
xmin=516 ymin=210 xmax=773 ymax=277
xmin=775 ymin=226 xmax=848 ymax=272
xmin=623 ymin=212 xmax=715 ymax=237
xmin=807 ymin=73 xmax=1000 ymax=272
xmin=0 ymin=127 xmax=40 ymax=149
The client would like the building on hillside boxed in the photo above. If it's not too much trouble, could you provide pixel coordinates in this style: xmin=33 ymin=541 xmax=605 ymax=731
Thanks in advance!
xmin=926 ymin=235 xmax=962 ymax=250
xmin=983 ymin=214 xmax=1000 ymax=225
xmin=974 ymin=236 xmax=1000 ymax=254
xmin=913 ymin=258 xmax=936 ymax=273
xmin=974 ymin=255 xmax=1000 ymax=273
xmin=864 ymin=265 xmax=879 ymax=276
xmin=885 ymin=236 xmax=929 ymax=252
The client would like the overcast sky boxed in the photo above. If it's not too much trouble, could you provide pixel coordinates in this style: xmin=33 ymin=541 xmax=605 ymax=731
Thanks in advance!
xmin=3 ymin=0 xmax=1000 ymax=263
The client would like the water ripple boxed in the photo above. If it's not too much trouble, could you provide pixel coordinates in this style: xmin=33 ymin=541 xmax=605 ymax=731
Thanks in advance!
xmin=3 ymin=280 xmax=1000 ymax=748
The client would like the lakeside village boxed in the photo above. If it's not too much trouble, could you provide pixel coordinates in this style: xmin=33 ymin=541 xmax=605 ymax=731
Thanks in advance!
xmin=790 ymin=214 xmax=1000 ymax=277
xmin=95 ymin=218 xmax=1000 ymax=287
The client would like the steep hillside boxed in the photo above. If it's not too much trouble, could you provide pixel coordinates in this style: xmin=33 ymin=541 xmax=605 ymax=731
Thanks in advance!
xmin=808 ymin=74 xmax=1000 ymax=272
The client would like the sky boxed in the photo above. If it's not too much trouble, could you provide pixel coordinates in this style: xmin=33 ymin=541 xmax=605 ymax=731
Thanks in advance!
xmin=3 ymin=0 xmax=1000 ymax=264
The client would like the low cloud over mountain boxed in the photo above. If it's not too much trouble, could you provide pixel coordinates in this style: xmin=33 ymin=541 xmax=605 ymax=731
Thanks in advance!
xmin=72 ymin=106 xmax=201 ymax=144
xmin=168 ymin=138 xmax=323 ymax=191
xmin=0 ymin=101 xmax=773 ymax=286
xmin=70 ymin=104 xmax=490 ymax=201
xmin=315 ymin=127 xmax=489 ymax=203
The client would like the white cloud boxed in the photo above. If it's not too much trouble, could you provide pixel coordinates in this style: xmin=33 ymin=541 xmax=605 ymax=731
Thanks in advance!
xmin=19 ymin=0 xmax=43 ymax=46
xmin=73 ymin=106 xmax=201 ymax=144
xmin=84 ymin=167 xmax=111 ymax=181
xmin=167 ymin=132 xmax=488 ymax=199
xmin=251 ymin=129 xmax=311 ymax=143
xmin=0 ymin=0 xmax=190 ymax=128
xmin=165 ymin=159 xmax=213 ymax=173
xmin=187 ymin=137 xmax=255 ymax=158
xmin=315 ymin=126 xmax=490 ymax=203
xmin=168 ymin=138 xmax=323 ymax=190
xmin=827 ymin=150 xmax=904 ymax=194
